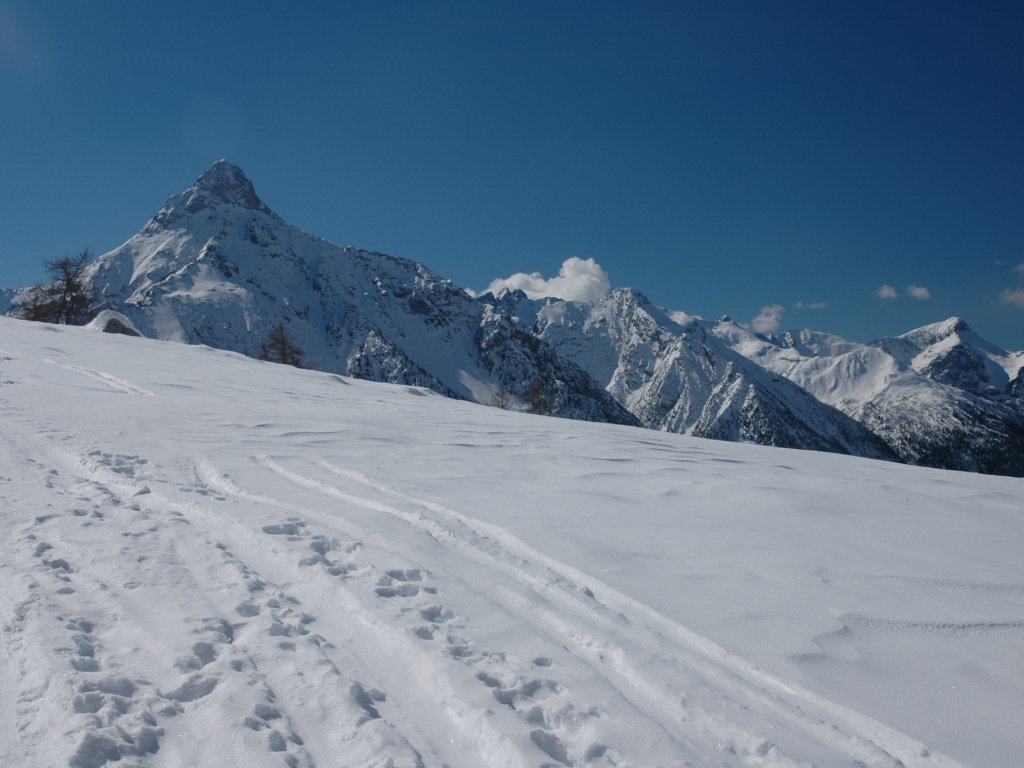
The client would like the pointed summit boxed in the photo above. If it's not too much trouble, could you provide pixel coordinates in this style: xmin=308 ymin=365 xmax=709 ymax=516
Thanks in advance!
xmin=181 ymin=160 xmax=272 ymax=215
xmin=898 ymin=316 xmax=971 ymax=348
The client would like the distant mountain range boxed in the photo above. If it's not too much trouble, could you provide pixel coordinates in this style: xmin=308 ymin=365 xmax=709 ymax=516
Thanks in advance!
xmin=6 ymin=161 xmax=1022 ymax=475
xmin=715 ymin=316 xmax=1024 ymax=475
xmin=484 ymin=288 xmax=894 ymax=460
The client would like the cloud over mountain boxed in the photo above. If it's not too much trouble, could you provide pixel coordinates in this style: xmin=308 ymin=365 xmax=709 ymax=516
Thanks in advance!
xmin=485 ymin=257 xmax=611 ymax=302
xmin=752 ymin=304 xmax=784 ymax=333
xmin=1002 ymin=288 xmax=1024 ymax=308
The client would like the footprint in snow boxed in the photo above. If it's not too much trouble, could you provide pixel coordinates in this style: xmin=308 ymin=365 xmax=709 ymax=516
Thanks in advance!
xmin=350 ymin=681 xmax=387 ymax=724
xmin=468 ymin=647 xmax=611 ymax=766
xmin=419 ymin=605 xmax=456 ymax=624
xmin=241 ymin=695 xmax=313 ymax=767
xmin=65 ymin=629 xmax=174 ymax=768
xmin=262 ymin=520 xmax=306 ymax=537
xmin=164 ymin=674 xmax=219 ymax=703
xmin=298 ymin=534 xmax=363 ymax=579
xmin=87 ymin=450 xmax=149 ymax=479
xmin=31 ymin=539 xmax=76 ymax=591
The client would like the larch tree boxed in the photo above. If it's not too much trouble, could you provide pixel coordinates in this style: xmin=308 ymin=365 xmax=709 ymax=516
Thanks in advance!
xmin=259 ymin=322 xmax=305 ymax=368
xmin=21 ymin=249 xmax=95 ymax=325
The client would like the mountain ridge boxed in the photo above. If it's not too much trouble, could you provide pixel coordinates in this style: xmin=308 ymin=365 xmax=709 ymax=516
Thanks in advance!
xmin=714 ymin=315 xmax=1024 ymax=475
xmin=6 ymin=160 xmax=1022 ymax=474
xmin=483 ymin=286 xmax=895 ymax=460
xmin=76 ymin=162 xmax=639 ymax=426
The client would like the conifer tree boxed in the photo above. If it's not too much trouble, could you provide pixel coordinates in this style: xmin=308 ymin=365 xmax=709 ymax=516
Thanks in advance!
xmin=21 ymin=249 xmax=95 ymax=325
xmin=259 ymin=323 xmax=304 ymax=367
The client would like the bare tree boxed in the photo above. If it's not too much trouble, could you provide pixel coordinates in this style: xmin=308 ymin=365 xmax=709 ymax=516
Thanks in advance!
xmin=19 ymin=289 xmax=53 ymax=322
xmin=21 ymin=249 xmax=95 ymax=325
xmin=259 ymin=322 xmax=305 ymax=367
xmin=490 ymin=383 xmax=512 ymax=410
xmin=523 ymin=375 xmax=555 ymax=416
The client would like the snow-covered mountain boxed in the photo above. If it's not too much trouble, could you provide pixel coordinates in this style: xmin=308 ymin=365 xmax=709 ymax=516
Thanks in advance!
xmin=484 ymin=287 xmax=894 ymax=460
xmin=77 ymin=161 xmax=635 ymax=426
xmin=715 ymin=317 xmax=1024 ymax=475
xmin=6 ymin=160 xmax=1022 ymax=473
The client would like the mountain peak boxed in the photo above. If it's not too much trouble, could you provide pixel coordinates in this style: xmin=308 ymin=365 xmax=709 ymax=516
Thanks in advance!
xmin=179 ymin=160 xmax=272 ymax=216
xmin=196 ymin=159 xmax=251 ymax=188
xmin=898 ymin=316 xmax=972 ymax=348
xmin=937 ymin=316 xmax=969 ymax=334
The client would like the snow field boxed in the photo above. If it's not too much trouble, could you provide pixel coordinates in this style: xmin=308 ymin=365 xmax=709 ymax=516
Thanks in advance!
xmin=1 ymin=317 xmax=1022 ymax=767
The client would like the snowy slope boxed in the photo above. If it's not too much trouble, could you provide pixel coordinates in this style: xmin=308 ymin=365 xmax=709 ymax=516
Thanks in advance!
xmin=2 ymin=316 xmax=1022 ymax=768
xmin=715 ymin=318 xmax=1024 ymax=475
xmin=78 ymin=161 xmax=633 ymax=426
xmin=488 ymin=288 xmax=893 ymax=459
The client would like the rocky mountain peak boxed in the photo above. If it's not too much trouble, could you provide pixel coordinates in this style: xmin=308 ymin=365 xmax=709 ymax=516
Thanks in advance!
xmin=946 ymin=316 xmax=969 ymax=334
xmin=184 ymin=160 xmax=271 ymax=214
xmin=899 ymin=316 xmax=971 ymax=348
xmin=147 ymin=161 xmax=274 ymax=230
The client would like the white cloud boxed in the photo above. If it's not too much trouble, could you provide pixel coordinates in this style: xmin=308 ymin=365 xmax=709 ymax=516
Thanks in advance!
xmin=751 ymin=304 xmax=784 ymax=334
xmin=1013 ymin=262 xmax=1024 ymax=274
xmin=485 ymin=257 xmax=611 ymax=303
xmin=906 ymin=285 xmax=931 ymax=300
xmin=794 ymin=301 xmax=827 ymax=310
xmin=876 ymin=284 xmax=899 ymax=300
xmin=1001 ymin=288 xmax=1024 ymax=308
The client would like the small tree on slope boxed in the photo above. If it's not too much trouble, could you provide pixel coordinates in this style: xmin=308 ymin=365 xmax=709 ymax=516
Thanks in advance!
xmin=259 ymin=323 xmax=304 ymax=367
xmin=21 ymin=250 xmax=95 ymax=325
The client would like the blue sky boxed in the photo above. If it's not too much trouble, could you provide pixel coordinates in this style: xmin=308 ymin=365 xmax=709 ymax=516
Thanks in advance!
xmin=2 ymin=1 xmax=1022 ymax=348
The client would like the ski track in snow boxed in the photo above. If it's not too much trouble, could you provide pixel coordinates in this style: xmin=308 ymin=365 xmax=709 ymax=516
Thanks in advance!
xmin=2 ymin=428 xmax=959 ymax=768
xmin=259 ymin=458 xmax=966 ymax=768
xmin=2 ymin=321 xmax=1020 ymax=767
xmin=41 ymin=359 xmax=156 ymax=397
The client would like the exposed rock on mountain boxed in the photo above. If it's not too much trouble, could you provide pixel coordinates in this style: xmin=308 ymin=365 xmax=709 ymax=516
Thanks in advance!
xmin=76 ymin=161 xmax=637 ymax=425
xmin=6 ymin=160 xmax=1021 ymax=474
xmin=715 ymin=317 xmax=1024 ymax=475
xmin=485 ymin=288 xmax=894 ymax=459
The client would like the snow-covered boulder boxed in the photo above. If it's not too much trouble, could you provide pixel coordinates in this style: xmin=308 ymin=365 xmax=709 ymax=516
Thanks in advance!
xmin=85 ymin=309 xmax=143 ymax=337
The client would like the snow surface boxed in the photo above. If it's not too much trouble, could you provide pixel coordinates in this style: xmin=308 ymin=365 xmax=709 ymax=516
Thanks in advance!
xmin=1 ymin=316 xmax=1022 ymax=768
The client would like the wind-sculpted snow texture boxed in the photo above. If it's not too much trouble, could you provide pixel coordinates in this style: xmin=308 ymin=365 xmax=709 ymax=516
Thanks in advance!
xmin=488 ymin=288 xmax=894 ymax=460
xmin=80 ymin=161 xmax=634 ymax=426
xmin=716 ymin=317 xmax=1024 ymax=475
xmin=2 ymin=317 xmax=1023 ymax=767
